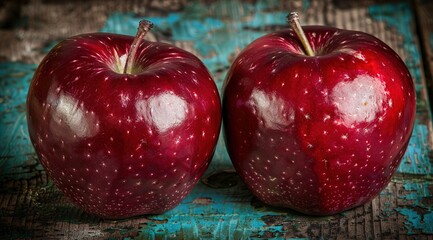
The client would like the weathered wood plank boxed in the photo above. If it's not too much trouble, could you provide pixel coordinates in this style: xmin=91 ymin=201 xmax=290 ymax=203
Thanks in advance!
xmin=415 ymin=0 xmax=433 ymax=109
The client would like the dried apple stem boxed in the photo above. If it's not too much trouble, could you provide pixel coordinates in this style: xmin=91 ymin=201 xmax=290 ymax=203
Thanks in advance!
xmin=123 ymin=20 xmax=154 ymax=74
xmin=287 ymin=12 xmax=314 ymax=57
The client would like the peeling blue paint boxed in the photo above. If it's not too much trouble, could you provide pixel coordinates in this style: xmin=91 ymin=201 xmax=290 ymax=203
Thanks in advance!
xmin=139 ymin=183 xmax=285 ymax=239
xmin=396 ymin=208 xmax=433 ymax=235
xmin=398 ymin=122 xmax=432 ymax=174
xmin=0 ymin=62 xmax=40 ymax=180
xmin=396 ymin=183 xmax=433 ymax=234
xmin=401 ymin=182 xmax=431 ymax=205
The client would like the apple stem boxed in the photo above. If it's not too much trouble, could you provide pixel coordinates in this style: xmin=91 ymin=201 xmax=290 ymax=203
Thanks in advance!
xmin=287 ymin=12 xmax=315 ymax=57
xmin=123 ymin=20 xmax=154 ymax=74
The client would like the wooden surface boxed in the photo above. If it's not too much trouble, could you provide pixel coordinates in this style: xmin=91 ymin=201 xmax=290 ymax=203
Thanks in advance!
xmin=1 ymin=0 xmax=433 ymax=239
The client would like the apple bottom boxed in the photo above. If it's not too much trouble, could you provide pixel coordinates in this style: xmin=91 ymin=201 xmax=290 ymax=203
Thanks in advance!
xmin=234 ymin=140 xmax=409 ymax=215
xmin=40 ymin=154 xmax=211 ymax=219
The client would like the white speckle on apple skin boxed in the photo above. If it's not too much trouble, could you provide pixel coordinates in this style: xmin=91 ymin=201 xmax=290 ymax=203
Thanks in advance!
xmin=331 ymin=74 xmax=386 ymax=127
xmin=249 ymin=90 xmax=294 ymax=130
xmin=135 ymin=92 xmax=188 ymax=133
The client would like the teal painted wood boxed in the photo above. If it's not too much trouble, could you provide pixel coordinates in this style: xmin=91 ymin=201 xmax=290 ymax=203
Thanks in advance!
xmin=1 ymin=0 xmax=432 ymax=238
xmin=0 ymin=62 xmax=41 ymax=180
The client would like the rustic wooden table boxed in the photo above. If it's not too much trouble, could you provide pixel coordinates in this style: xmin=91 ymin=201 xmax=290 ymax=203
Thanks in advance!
xmin=1 ymin=0 xmax=433 ymax=239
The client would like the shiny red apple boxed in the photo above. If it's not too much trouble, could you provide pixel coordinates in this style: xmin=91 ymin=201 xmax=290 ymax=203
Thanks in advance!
xmin=26 ymin=20 xmax=221 ymax=219
xmin=223 ymin=13 xmax=416 ymax=215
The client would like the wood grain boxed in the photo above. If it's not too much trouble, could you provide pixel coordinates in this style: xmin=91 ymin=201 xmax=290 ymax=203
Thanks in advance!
xmin=415 ymin=0 xmax=433 ymax=110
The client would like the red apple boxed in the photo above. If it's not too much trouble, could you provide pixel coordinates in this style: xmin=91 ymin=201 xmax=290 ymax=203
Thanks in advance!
xmin=222 ymin=13 xmax=416 ymax=215
xmin=26 ymin=20 xmax=221 ymax=219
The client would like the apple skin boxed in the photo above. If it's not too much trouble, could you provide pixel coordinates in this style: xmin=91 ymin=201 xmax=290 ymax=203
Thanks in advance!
xmin=26 ymin=33 xmax=221 ymax=219
xmin=223 ymin=26 xmax=416 ymax=215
